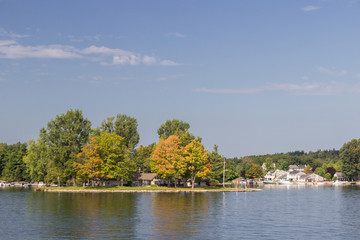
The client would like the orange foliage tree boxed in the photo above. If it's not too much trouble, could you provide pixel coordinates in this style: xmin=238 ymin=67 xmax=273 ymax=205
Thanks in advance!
xmin=75 ymin=137 xmax=105 ymax=186
xmin=246 ymin=163 xmax=263 ymax=179
xmin=151 ymin=135 xmax=184 ymax=187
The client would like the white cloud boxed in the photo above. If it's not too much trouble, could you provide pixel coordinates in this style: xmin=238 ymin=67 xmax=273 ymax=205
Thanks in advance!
xmin=142 ymin=56 xmax=157 ymax=65
xmin=0 ymin=43 xmax=82 ymax=59
xmin=159 ymin=60 xmax=181 ymax=66
xmin=0 ymin=40 xmax=16 ymax=46
xmin=317 ymin=66 xmax=347 ymax=76
xmin=82 ymin=45 xmax=131 ymax=56
xmin=302 ymin=5 xmax=322 ymax=11
xmin=0 ymin=41 xmax=179 ymax=66
xmin=194 ymin=81 xmax=360 ymax=96
xmin=166 ymin=32 xmax=186 ymax=38
xmin=112 ymin=55 xmax=140 ymax=65
xmin=0 ymin=28 xmax=30 ymax=39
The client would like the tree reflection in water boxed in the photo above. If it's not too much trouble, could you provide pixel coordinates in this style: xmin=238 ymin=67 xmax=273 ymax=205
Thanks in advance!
xmin=150 ymin=192 xmax=210 ymax=239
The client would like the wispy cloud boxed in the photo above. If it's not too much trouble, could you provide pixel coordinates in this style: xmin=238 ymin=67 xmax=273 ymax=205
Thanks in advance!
xmin=159 ymin=60 xmax=181 ymax=66
xmin=0 ymin=40 xmax=180 ymax=66
xmin=67 ymin=35 xmax=83 ymax=42
xmin=0 ymin=43 xmax=82 ymax=59
xmin=0 ymin=28 xmax=30 ymax=39
xmin=194 ymin=88 xmax=262 ymax=94
xmin=194 ymin=82 xmax=360 ymax=96
xmin=317 ymin=66 xmax=347 ymax=76
xmin=165 ymin=32 xmax=186 ymax=38
xmin=302 ymin=5 xmax=322 ymax=11
xmin=157 ymin=74 xmax=183 ymax=81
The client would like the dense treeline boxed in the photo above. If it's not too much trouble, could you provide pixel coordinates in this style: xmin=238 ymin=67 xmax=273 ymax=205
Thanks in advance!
xmin=0 ymin=109 xmax=359 ymax=185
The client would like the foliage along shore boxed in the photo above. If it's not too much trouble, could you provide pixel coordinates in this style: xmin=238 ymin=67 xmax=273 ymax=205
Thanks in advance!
xmin=1 ymin=108 xmax=360 ymax=188
xmin=43 ymin=186 xmax=262 ymax=193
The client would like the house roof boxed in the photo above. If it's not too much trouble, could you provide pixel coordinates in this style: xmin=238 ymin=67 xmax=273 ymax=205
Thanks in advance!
xmin=137 ymin=173 xmax=157 ymax=181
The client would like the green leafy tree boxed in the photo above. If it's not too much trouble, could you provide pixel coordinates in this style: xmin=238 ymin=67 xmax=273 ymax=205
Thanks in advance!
xmin=1 ymin=142 xmax=28 ymax=182
xmin=264 ymin=157 xmax=275 ymax=172
xmin=340 ymin=139 xmax=360 ymax=181
xmin=314 ymin=167 xmax=326 ymax=177
xmin=23 ymin=139 xmax=49 ymax=183
xmin=157 ymin=119 xmax=196 ymax=146
xmin=41 ymin=109 xmax=91 ymax=184
xmin=324 ymin=173 xmax=332 ymax=181
xmin=95 ymin=114 xmax=140 ymax=152
xmin=133 ymin=144 xmax=155 ymax=173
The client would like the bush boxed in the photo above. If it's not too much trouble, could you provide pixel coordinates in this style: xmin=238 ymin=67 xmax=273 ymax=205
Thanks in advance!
xmin=150 ymin=184 xmax=157 ymax=187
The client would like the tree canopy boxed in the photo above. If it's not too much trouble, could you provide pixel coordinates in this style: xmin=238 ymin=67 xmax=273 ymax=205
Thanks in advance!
xmin=95 ymin=114 xmax=140 ymax=152
xmin=157 ymin=119 xmax=196 ymax=146
xmin=40 ymin=109 xmax=91 ymax=183
xmin=340 ymin=139 xmax=360 ymax=181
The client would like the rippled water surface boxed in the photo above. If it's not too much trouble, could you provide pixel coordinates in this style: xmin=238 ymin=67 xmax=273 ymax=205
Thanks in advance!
xmin=1 ymin=185 xmax=360 ymax=239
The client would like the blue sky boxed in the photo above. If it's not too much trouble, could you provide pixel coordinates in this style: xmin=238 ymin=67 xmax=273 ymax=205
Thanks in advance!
xmin=1 ymin=0 xmax=360 ymax=157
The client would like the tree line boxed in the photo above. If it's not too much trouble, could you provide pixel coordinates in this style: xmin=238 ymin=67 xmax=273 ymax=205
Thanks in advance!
xmin=1 ymin=109 xmax=360 ymax=186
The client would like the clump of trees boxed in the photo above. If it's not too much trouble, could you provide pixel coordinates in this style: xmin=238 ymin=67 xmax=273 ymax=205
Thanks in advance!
xmin=2 ymin=108 xmax=360 ymax=185
xmin=151 ymin=120 xmax=210 ymax=188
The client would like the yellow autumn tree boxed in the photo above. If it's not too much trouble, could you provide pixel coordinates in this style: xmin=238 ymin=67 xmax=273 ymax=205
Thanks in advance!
xmin=75 ymin=136 xmax=105 ymax=186
xmin=183 ymin=140 xmax=210 ymax=188
xmin=151 ymin=135 xmax=184 ymax=187
xmin=74 ymin=132 xmax=133 ymax=186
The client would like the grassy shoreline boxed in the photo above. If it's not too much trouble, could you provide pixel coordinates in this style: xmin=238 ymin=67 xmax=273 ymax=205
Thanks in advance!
xmin=43 ymin=186 xmax=262 ymax=193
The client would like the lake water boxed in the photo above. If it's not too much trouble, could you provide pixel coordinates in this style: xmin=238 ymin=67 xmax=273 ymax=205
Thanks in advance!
xmin=1 ymin=185 xmax=360 ymax=239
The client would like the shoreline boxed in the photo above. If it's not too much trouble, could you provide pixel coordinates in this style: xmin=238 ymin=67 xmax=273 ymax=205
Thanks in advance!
xmin=44 ymin=188 xmax=263 ymax=193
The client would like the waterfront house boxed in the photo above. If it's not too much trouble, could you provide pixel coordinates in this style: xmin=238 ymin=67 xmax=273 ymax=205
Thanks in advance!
xmin=334 ymin=172 xmax=347 ymax=181
xmin=298 ymin=173 xmax=325 ymax=182
xmin=289 ymin=165 xmax=307 ymax=172
xmin=264 ymin=169 xmax=287 ymax=181
xmin=287 ymin=171 xmax=306 ymax=181
xmin=132 ymin=173 xmax=167 ymax=187
xmin=265 ymin=169 xmax=325 ymax=182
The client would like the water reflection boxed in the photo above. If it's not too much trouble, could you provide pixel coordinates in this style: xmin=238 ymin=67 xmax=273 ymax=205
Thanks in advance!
xmin=2 ymin=187 xmax=360 ymax=239
xmin=149 ymin=192 xmax=209 ymax=239
xmin=26 ymin=192 xmax=138 ymax=239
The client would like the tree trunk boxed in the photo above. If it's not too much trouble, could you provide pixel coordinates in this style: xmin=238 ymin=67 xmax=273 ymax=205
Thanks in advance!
xmin=168 ymin=179 xmax=171 ymax=187
xmin=191 ymin=177 xmax=195 ymax=189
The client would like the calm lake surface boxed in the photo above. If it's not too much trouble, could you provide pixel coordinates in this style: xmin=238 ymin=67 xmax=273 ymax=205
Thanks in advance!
xmin=1 ymin=185 xmax=360 ymax=239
